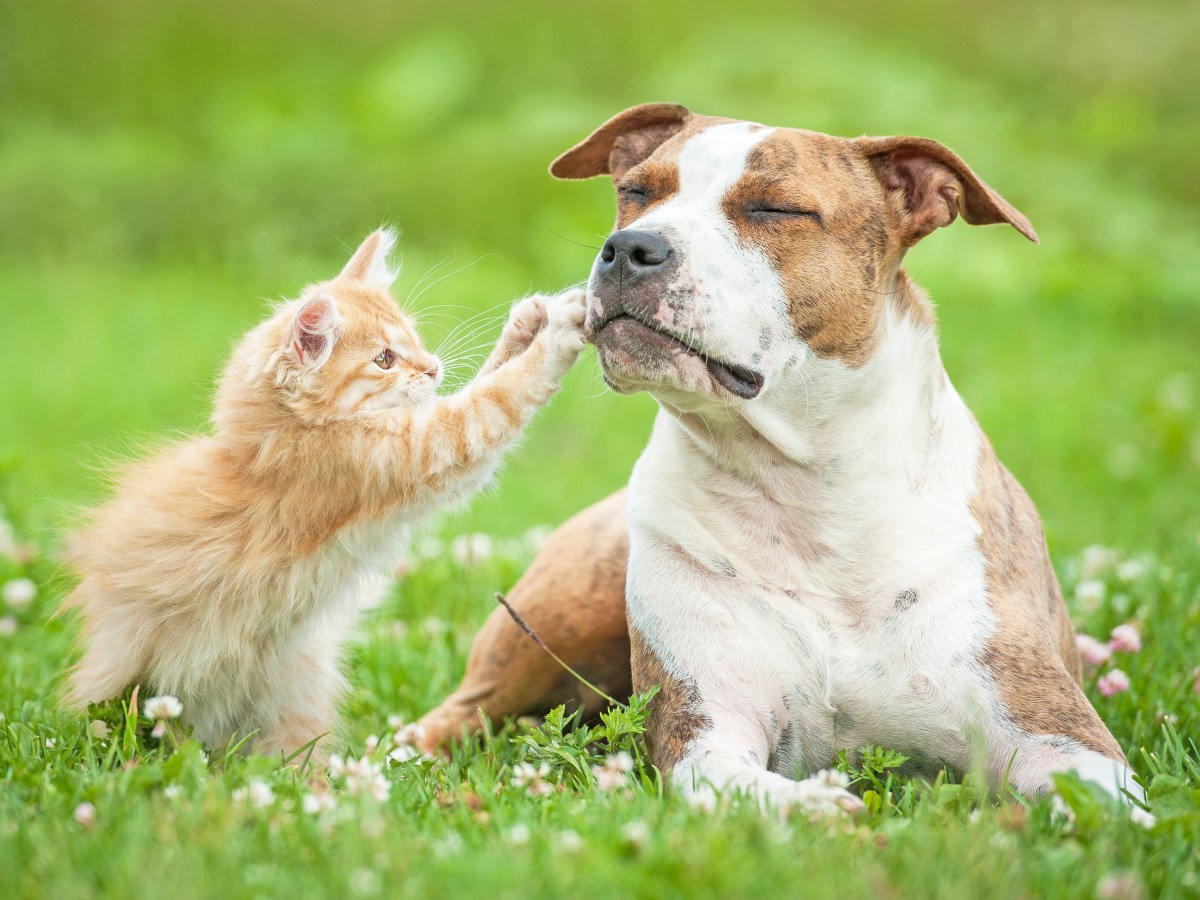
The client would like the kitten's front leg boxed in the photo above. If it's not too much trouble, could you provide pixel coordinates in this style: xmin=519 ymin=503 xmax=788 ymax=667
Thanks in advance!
xmin=477 ymin=295 xmax=551 ymax=376
xmin=372 ymin=289 xmax=584 ymax=501
xmin=472 ymin=287 xmax=585 ymax=403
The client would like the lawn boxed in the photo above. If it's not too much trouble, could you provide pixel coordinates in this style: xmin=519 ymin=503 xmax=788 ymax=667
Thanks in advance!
xmin=1 ymin=1 xmax=1198 ymax=897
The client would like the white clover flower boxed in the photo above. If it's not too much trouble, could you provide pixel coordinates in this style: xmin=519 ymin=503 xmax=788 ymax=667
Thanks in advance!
xmin=607 ymin=751 xmax=633 ymax=772
xmin=1109 ymin=623 xmax=1142 ymax=654
xmin=556 ymin=829 xmax=583 ymax=853
xmin=392 ymin=723 xmax=424 ymax=748
xmin=1157 ymin=372 xmax=1192 ymax=412
xmin=523 ymin=525 xmax=553 ymax=552
xmin=450 ymin=533 xmax=493 ymax=566
xmin=1080 ymin=546 xmax=1119 ymax=579
xmin=303 ymin=790 xmax=337 ymax=815
xmin=363 ymin=734 xmax=380 ymax=754
xmin=512 ymin=761 xmax=554 ymax=796
xmin=414 ymin=535 xmax=444 ymax=560
xmin=1130 ymin=806 xmax=1156 ymax=829
xmin=591 ymin=751 xmax=635 ymax=791
xmin=337 ymin=756 xmax=390 ymax=801
xmin=163 ymin=785 xmax=183 ymax=801
xmin=1116 ymin=558 xmax=1148 ymax=583
xmin=1076 ymin=634 xmax=1113 ymax=667
xmin=1097 ymin=668 xmax=1131 ymax=697
xmin=349 ymin=868 xmax=382 ymax=896
xmin=233 ymin=779 xmax=275 ymax=808
xmin=44 ymin=738 xmax=56 ymax=749
xmin=1075 ymin=579 xmax=1106 ymax=609
xmin=73 ymin=802 xmax=96 ymax=829
xmin=369 ymin=776 xmax=391 ymax=803
xmin=89 ymin=720 xmax=110 ymax=739
xmin=504 ymin=823 xmax=531 ymax=846
xmin=621 ymin=819 xmax=650 ymax=850
xmin=0 ymin=616 xmax=16 ymax=637
xmin=387 ymin=714 xmax=405 ymax=731
xmin=144 ymin=695 xmax=183 ymax=720
xmin=388 ymin=745 xmax=419 ymax=764
xmin=2 ymin=578 xmax=36 ymax=609
xmin=421 ymin=616 xmax=449 ymax=637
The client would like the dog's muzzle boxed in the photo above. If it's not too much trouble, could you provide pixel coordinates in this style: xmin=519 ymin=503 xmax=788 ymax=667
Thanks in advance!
xmin=597 ymin=229 xmax=672 ymax=282
xmin=588 ymin=229 xmax=676 ymax=331
xmin=589 ymin=229 xmax=764 ymax=400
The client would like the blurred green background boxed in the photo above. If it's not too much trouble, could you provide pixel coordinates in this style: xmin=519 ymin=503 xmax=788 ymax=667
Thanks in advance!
xmin=1 ymin=0 xmax=1197 ymax=556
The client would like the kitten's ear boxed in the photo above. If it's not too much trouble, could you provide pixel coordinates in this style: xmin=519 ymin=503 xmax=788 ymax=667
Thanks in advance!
xmin=290 ymin=295 xmax=342 ymax=368
xmin=339 ymin=228 xmax=399 ymax=289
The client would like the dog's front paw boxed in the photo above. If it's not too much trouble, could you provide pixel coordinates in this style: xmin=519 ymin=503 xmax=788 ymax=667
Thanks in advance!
xmin=775 ymin=770 xmax=865 ymax=820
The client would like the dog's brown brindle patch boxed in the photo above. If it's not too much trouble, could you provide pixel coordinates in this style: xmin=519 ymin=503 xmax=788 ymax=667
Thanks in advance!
xmin=970 ymin=434 xmax=1124 ymax=761
xmin=721 ymin=130 xmax=932 ymax=368
xmin=630 ymin=625 xmax=711 ymax=775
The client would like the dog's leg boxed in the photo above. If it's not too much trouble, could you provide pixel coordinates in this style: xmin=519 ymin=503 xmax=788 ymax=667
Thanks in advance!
xmin=979 ymin=673 xmax=1148 ymax=816
xmin=978 ymin=603 xmax=1150 ymax=817
xmin=412 ymin=491 xmax=632 ymax=754
xmin=630 ymin=627 xmax=861 ymax=817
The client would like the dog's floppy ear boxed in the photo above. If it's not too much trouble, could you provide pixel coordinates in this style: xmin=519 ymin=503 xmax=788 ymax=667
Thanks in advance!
xmin=550 ymin=103 xmax=691 ymax=180
xmin=855 ymin=136 xmax=1038 ymax=246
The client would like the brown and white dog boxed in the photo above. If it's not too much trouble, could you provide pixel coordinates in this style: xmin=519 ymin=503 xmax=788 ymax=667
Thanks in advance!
xmin=415 ymin=104 xmax=1146 ymax=817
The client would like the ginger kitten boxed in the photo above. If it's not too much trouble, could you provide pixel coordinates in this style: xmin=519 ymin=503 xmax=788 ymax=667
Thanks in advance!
xmin=64 ymin=229 xmax=585 ymax=758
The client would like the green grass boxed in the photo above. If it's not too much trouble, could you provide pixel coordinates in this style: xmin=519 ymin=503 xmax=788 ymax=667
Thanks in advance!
xmin=2 ymin=0 xmax=1199 ymax=896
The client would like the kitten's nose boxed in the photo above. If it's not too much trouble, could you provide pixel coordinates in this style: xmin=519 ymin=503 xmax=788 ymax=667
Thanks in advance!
xmin=424 ymin=359 xmax=443 ymax=384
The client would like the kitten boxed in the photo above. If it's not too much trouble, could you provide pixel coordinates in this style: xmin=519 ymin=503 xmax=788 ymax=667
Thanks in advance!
xmin=64 ymin=228 xmax=585 ymax=758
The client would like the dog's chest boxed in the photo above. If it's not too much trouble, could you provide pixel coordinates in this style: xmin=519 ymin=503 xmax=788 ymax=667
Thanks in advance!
xmin=730 ymin=579 xmax=994 ymax=775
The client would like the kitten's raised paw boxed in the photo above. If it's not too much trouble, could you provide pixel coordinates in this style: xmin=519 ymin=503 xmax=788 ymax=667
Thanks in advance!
xmin=507 ymin=295 xmax=549 ymax=340
xmin=481 ymin=296 xmax=548 ymax=374
xmin=544 ymin=288 xmax=587 ymax=360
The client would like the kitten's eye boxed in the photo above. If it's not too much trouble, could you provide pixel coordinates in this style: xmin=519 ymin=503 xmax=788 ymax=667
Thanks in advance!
xmin=374 ymin=349 xmax=395 ymax=370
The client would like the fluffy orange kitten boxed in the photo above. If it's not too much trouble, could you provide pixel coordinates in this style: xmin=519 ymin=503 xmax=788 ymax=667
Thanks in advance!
xmin=64 ymin=229 xmax=585 ymax=758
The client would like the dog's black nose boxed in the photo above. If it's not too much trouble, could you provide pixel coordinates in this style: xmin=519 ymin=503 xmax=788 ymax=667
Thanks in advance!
xmin=597 ymin=230 xmax=672 ymax=281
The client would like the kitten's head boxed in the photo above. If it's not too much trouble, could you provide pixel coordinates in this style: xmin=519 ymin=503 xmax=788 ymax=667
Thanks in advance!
xmin=228 ymin=229 xmax=443 ymax=425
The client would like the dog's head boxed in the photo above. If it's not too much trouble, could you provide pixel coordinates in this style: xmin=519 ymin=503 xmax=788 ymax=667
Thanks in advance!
xmin=552 ymin=103 xmax=1036 ymax=410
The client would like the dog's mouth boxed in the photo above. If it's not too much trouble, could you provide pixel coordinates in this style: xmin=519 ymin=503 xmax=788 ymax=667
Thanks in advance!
xmin=594 ymin=314 xmax=764 ymax=400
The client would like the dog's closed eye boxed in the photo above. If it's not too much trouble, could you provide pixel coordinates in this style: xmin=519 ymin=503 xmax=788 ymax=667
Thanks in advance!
xmin=745 ymin=203 xmax=824 ymax=226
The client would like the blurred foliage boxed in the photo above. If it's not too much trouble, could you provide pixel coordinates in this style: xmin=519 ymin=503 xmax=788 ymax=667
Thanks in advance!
xmin=0 ymin=0 xmax=1196 ymax=556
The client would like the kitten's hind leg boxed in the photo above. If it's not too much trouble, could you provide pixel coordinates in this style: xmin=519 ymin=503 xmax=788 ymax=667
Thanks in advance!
xmin=254 ymin=627 xmax=347 ymax=765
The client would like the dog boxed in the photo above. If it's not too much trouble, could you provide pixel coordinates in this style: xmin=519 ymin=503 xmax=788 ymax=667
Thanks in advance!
xmin=415 ymin=104 xmax=1146 ymax=817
